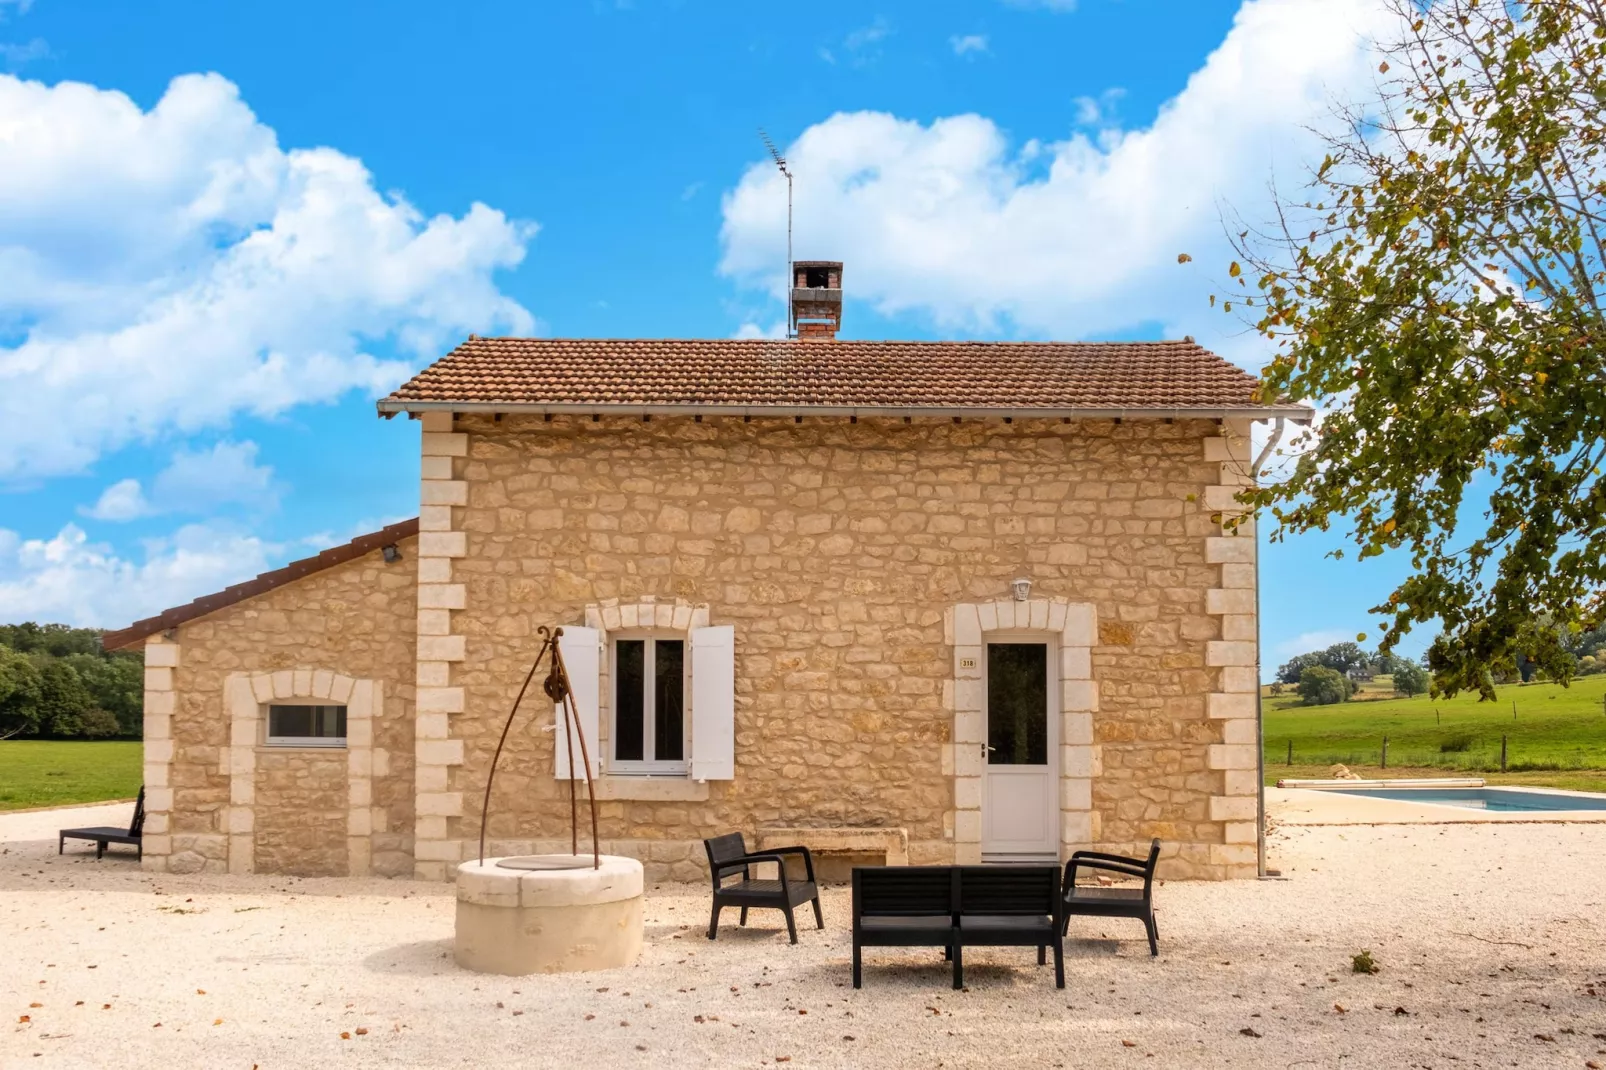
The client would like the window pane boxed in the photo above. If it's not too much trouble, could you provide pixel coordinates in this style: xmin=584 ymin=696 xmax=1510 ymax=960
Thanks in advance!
xmin=614 ymin=640 xmax=645 ymax=762
xmin=269 ymin=705 xmax=313 ymax=738
xmin=267 ymin=705 xmax=347 ymax=740
xmin=986 ymin=644 xmax=1047 ymax=765
xmin=654 ymin=639 xmax=685 ymax=761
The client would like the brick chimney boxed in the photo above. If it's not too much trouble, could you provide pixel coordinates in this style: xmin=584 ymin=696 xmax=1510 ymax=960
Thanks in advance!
xmin=791 ymin=260 xmax=842 ymax=341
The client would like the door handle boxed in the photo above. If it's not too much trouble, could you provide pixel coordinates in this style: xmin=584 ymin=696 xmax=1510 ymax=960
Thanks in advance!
xmin=981 ymin=743 xmax=997 ymax=758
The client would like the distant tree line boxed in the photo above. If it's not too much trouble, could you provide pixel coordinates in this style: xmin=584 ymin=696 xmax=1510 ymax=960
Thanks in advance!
xmin=0 ymin=623 xmax=142 ymax=740
xmin=1274 ymin=641 xmax=1430 ymax=707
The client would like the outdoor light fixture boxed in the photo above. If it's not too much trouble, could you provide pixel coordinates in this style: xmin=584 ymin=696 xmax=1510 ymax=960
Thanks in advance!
xmin=382 ymin=544 xmax=401 ymax=563
xmin=1012 ymin=577 xmax=1032 ymax=602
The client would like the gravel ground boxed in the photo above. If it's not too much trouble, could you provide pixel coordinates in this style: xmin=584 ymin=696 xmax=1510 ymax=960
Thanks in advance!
xmin=4 ymin=802 xmax=1606 ymax=1069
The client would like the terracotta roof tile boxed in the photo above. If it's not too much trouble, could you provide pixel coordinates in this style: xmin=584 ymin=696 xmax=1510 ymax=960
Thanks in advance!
xmin=377 ymin=338 xmax=1301 ymax=416
xmin=102 ymin=519 xmax=419 ymax=652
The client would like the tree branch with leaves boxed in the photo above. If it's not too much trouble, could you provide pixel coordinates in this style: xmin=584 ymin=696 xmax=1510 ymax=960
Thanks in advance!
xmin=1235 ymin=0 xmax=1606 ymax=697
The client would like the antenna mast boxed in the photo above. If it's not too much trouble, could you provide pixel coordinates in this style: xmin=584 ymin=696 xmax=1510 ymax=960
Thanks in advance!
xmin=759 ymin=128 xmax=793 ymax=338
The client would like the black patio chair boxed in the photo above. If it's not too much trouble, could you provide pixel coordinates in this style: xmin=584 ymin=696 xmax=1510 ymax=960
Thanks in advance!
xmin=703 ymin=832 xmax=823 ymax=944
xmin=1060 ymin=837 xmax=1162 ymax=956
xmin=59 ymin=786 xmax=146 ymax=860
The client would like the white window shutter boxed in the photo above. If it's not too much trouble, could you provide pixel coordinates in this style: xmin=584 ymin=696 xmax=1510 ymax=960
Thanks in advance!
xmin=553 ymin=626 xmax=600 ymax=780
xmin=690 ymin=625 xmax=736 ymax=781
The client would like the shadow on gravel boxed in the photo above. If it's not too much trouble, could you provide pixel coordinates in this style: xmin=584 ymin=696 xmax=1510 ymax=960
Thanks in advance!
xmin=363 ymin=937 xmax=459 ymax=976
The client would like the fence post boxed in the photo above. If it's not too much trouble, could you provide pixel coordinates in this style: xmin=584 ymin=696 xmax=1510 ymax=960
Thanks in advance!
xmin=1381 ymin=735 xmax=1388 ymax=770
xmin=1501 ymin=734 xmax=1508 ymax=773
xmin=1513 ymin=700 xmax=1517 ymax=720
xmin=1286 ymin=739 xmax=1293 ymax=767
xmin=1435 ymin=708 xmax=1440 ymax=725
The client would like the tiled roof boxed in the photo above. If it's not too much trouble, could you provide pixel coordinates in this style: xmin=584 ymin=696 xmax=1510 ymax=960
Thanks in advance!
xmin=102 ymin=519 xmax=419 ymax=652
xmin=377 ymin=338 xmax=1306 ymax=418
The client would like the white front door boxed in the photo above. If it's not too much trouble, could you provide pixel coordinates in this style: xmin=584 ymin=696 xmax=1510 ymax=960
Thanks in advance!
xmin=981 ymin=640 xmax=1059 ymax=860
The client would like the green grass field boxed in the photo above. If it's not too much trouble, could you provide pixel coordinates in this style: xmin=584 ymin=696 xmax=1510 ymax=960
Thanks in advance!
xmin=0 ymin=740 xmax=143 ymax=810
xmin=1263 ymin=673 xmax=1606 ymax=791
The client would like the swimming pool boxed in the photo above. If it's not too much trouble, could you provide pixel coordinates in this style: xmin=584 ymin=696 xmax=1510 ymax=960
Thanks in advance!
xmin=1323 ymin=787 xmax=1606 ymax=812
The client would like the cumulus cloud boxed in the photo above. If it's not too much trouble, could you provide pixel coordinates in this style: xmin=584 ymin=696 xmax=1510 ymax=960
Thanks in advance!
xmin=731 ymin=321 xmax=787 ymax=340
xmin=80 ymin=440 xmax=279 ymax=521
xmin=0 ymin=521 xmax=278 ymax=627
xmin=81 ymin=479 xmax=148 ymax=522
xmin=950 ymin=34 xmax=989 ymax=57
xmin=0 ymin=71 xmax=535 ymax=481
xmin=721 ymin=0 xmax=1394 ymax=363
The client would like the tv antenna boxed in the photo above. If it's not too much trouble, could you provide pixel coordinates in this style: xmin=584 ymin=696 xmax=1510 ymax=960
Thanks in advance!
xmin=759 ymin=128 xmax=793 ymax=338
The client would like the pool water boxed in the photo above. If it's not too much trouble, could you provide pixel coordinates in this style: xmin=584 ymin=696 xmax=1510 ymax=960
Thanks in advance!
xmin=1326 ymin=787 xmax=1606 ymax=812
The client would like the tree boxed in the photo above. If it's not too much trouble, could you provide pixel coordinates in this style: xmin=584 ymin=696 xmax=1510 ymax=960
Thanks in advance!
xmin=1392 ymin=660 xmax=1430 ymax=697
xmin=34 ymin=659 xmax=93 ymax=738
xmin=0 ymin=647 xmax=43 ymax=739
xmin=1315 ymin=642 xmax=1369 ymax=677
xmin=1234 ymin=0 xmax=1606 ymax=697
xmin=0 ymin=622 xmax=103 ymax=658
xmin=1276 ymin=651 xmax=1324 ymax=685
xmin=63 ymin=653 xmax=141 ymax=736
xmin=76 ymin=707 xmax=122 ymax=739
xmin=1278 ymin=641 xmax=1372 ymax=684
xmin=1298 ymin=665 xmax=1353 ymax=706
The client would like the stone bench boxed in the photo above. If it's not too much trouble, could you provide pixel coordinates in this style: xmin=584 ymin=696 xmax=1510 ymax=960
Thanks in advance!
xmin=757 ymin=827 xmax=909 ymax=882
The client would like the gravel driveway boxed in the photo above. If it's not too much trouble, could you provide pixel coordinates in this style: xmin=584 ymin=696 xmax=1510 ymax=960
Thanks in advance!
xmin=4 ymin=801 xmax=1604 ymax=1068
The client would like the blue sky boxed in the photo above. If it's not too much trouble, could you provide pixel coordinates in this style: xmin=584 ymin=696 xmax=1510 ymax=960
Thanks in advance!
xmin=0 ymin=0 xmax=1421 ymax=673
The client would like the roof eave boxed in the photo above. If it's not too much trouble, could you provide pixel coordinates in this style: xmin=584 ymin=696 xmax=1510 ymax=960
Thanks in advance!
xmin=376 ymin=399 xmax=1315 ymax=423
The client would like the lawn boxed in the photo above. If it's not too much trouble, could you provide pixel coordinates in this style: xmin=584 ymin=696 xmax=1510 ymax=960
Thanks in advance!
xmin=1262 ymin=673 xmax=1606 ymax=790
xmin=0 ymin=740 xmax=143 ymax=810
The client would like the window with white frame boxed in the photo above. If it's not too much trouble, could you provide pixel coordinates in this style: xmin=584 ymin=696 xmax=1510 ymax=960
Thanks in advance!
xmin=265 ymin=704 xmax=347 ymax=747
xmin=610 ymin=634 xmax=688 ymax=774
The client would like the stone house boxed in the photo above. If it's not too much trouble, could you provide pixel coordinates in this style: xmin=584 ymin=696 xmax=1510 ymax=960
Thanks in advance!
xmin=105 ymin=263 xmax=1308 ymax=882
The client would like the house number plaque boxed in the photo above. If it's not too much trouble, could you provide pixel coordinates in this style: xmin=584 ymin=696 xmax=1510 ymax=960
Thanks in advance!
xmin=959 ymin=657 xmax=977 ymax=669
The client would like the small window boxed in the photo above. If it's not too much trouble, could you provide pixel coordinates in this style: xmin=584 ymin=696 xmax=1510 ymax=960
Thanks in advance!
xmin=611 ymin=636 xmax=687 ymax=774
xmin=265 ymin=704 xmax=347 ymax=747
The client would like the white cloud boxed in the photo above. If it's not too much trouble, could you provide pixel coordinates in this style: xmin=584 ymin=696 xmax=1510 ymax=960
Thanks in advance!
xmin=721 ymin=0 xmax=1395 ymax=364
xmin=82 ymin=479 xmax=149 ymax=521
xmin=950 ymin=34 xmax=989 ymax=57
xmin=1072 ymin=86 xmax=1125 ymax=127
xmin=0 ymin=37 xmax=46 ymax=67
xmin=0 ymin=521 xmax=277 ymax=628
xmin=844 ymin=17 xmax=892 ymax=51
xmin=732 ymin=321 xmax=788 ymax=340
xmin=152 ymin=440 xmax=277 ymax=511
xmin=79 ymin=440 xmax=278 ymax=521
xmin=1272 ymin=629 xmax=1357 ymax=659
xmin=0 ymin=71 xmax=535 ymax=481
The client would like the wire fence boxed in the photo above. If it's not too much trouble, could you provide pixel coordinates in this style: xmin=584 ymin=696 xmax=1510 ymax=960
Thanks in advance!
xmin=1269 ymin=736 xmax=1601 ymax=773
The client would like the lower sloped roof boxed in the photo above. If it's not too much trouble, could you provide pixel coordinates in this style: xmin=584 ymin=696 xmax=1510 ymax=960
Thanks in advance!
xmin=101 ymin=518 xmax=419 ymax=651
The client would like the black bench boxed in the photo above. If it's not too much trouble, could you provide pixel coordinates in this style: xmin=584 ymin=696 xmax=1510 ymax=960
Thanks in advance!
xmin=1060 ymin=838 xmax=1162 ymax=956
xmin=852 ymin=864 xmax=1063 ymax=989
xmin=851 ymin=866 xmax=957 ymax=988
xmin=703 ymin=832 xmax=823 ymax=944
xmin=59 ymin=786 xmax=145 ymax=860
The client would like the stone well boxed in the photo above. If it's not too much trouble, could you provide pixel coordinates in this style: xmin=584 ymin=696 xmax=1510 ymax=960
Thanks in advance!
xmin=454 ymin=855 xmax=644 ymax=975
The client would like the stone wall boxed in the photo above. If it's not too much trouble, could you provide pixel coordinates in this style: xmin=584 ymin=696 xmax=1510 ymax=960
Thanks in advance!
xmin=141 ymin=535 xmax=418 ymax=877
xmin=253 ymin=748 xmax=349 ymax=876
xmin=421 ymin=414 xmax=1258 ymax=881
